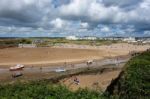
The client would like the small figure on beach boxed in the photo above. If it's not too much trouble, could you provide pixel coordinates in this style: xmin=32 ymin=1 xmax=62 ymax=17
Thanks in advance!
xmin=74 ymin=76 xmax=80 ymax=85
xmin=40 ymin=67 xmax=42 ymax=72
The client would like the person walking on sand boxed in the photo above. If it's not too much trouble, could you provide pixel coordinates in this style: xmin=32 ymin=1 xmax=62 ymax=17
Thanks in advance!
xmin=40 ymin=67 xmax=42 ymax=72
xmin=74 ymin=76 xmax=80 ymax=85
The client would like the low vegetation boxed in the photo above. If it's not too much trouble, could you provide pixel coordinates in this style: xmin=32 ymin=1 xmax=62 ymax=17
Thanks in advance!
xmin=0 ymin=38 xmax=32 ymax=48
xmin=0 ymin=37 xmax=122 ymax=48
xmin=0 ymin=81 xmax=106 ymax=99
xmin=106 ymin=50 xmax=150 ymax=99
xmin=47 ymin=38 xmax=121 ymax=46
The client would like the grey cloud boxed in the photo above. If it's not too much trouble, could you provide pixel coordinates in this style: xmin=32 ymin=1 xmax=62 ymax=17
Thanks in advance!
xmin=0 ymin=0 xmax=149 ymax=37
xmin=0 ymin=0 xmax=53 ymax=27
xmin=102 ymin=0 xmax=142 ymax=8
xmin=58 ymin=0 xmax=150 ymax=31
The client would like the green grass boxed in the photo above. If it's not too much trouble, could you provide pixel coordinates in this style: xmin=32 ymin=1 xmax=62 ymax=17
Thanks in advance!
xmin=0 ymin=38 xmax=32 ymax=45
xmin=107 ymin=51 xmax=150 ymax=99
xmin=0 ymin=81 xmax=106 ymax=99
xmin=47 ymin=39 xmax=121 ymax=46
xmin=0 ymin=38 xmax=122 ymax=47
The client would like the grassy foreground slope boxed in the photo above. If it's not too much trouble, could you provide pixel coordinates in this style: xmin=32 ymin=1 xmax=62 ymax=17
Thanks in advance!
xmin=0 ymin=81 xmax=106 ymax=99
xmin=106 ymin=50 xmax=150 ymax=99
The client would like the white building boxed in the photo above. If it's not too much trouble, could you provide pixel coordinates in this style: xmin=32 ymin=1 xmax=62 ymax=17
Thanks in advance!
xmin=83 ymin=36 xmax=97 ymax=40
xmin=123 ymin=37 xmax=136 ymax=43
xmin=18 ymin=44 xmax=37 ymax=48
xmin=66 ymin=36 xmax=79 ymax=40
xmin=142 ymin=40 xmax=150 ymax=44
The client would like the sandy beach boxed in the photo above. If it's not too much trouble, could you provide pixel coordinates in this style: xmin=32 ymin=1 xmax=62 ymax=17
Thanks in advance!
xmin=0 ymin=43 xmax=149 ymax=67
xmin=60 ymin=70 xmax=121 ymax=91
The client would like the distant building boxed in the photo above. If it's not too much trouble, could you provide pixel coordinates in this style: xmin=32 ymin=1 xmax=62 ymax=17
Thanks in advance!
xmin=102 ymin=37 xmax=115 ymax=40
xmin=98 ymin=37 xmax=124 ymax=41
xmin=83 ymin=36 xmax=97 ymax=40
xmin=136 ymin=37 xmax=150 ymax=44
xmin=18 ymin=44 xmax=37 ymax=48
xmin=142 ymin=40 xmax=150 ymax=44
xmin=66 ymin=36 xmax=79 ymax=40
xmin=66 ymin=36 xmax=98 ymax=40
xmin=123 ymin=37 xmax=136 ymax=43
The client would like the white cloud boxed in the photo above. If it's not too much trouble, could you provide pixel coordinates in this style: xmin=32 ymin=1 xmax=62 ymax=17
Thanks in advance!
xmin=50 ymin=18 xmax=71 ymax=29
xmin=80 ymin=22 xmax=89 ymax=29
xmin=59 ymin=0 xmax=150 ymax=25
xmin=100 ymin=26 xmax=110 ymax=32
xmin=59 ymin=0 xmax=91 ymax=17
xmin=59 ymin=0 xmax=121 ymax=22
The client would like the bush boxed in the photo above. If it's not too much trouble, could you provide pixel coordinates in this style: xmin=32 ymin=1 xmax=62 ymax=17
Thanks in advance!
xmin=106 ymin=51 xmax=150 ymax=99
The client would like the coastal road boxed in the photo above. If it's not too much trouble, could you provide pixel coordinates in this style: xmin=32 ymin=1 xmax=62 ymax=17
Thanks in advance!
xmin=0 ymin=55 xmax=130 ymax=74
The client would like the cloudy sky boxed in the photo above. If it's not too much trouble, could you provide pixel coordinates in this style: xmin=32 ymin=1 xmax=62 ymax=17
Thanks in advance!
xmin=0 ymin=0 xmax=150 ymax=37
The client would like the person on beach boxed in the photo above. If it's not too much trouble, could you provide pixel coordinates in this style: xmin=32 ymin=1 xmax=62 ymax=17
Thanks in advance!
xmin=74 ymin=76 xmax=80 ymax=85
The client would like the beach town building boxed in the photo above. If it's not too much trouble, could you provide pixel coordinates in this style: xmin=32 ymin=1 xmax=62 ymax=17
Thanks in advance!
xmin=66 ymin=36 xmax=79 ymax=40
xmin=123 ymin=37 xmax=136 ymax=43
xmin=83 ymin=36 xmax=97 ymax=40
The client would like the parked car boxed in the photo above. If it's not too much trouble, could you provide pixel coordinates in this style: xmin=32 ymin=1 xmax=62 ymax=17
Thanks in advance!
xmin=9 ymin=64 xmax=24 ymax=71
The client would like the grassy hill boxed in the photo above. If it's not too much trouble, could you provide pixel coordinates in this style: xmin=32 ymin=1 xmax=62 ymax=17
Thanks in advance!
xmin=106 ymin=50 xmax=150 ymax=99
